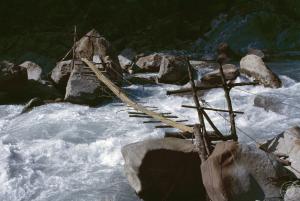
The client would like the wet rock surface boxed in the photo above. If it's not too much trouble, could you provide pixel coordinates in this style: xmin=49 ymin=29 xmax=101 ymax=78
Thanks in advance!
xmin=240 ymin=54 xmax=282 ymax=88
xmin=157 ymin=55 xmax=190 ymax=85
xmin=201 ymin=64 xmax=239 ymax=85
xmin=135 ymin=53 xmax=163 ymax=73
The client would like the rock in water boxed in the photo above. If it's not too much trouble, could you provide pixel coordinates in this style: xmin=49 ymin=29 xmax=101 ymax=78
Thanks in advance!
xmin=21 ymin=97 xmax=44 ymax=113
xmin=240 ymin=54 xmax=282 ymax=88
xmin=135 ymin=53 xmax=162 ymax=72
xmin=122 ymin=138 xmax=206 ymax=201
xmin=261 ymin=126 xmax=300 ymax=178
xmin=201 ymin=64 xmax=239 ymax=85
xmin=64 ymin=62 xmax=105 ymax=105
xmin=157 ymin=55 xmax=190 ymax=85
xmin=74 ymin=29 xmax=122 ymax=81
xmin=19 ymin=61 xmax=42 ymax=81
xmin=50 ymin=60 xmax=72 ymax=91
xmin=201 ymin=141 xmax=294 ymax=201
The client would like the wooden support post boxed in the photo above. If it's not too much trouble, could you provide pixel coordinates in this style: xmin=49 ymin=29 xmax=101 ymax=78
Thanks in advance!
xmin=218 ymin=60 xmax=238 ymax=141
xmin=82 ymin=58 xmax=194 ymax=133
xmin=72 ymin=25 xmax=77 ymax=70
xmin=194 ymin=124 xmax=208 ymax=161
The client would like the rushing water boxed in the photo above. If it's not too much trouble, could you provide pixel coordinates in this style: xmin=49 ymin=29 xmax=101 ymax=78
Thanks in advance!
xmin=0 ymin=61 xmax=300 ymax=201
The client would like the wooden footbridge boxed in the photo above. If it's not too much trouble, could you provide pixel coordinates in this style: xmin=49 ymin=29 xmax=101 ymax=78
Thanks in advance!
xmin=81 ymin=56 xmax=258 ymax=157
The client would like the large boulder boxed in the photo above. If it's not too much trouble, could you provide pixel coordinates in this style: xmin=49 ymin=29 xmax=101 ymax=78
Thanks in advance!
xmin=240 ymin=54 xmax=282 ymax=88
xmin=74 ymin=29 xmax=122 ymax=79
xmin=201 ymin=141 xmax=295 ymax=201
xmin=50 ymin=60 xmax=72 ymax=91
xmin=157 ymin=55 xmax=190 ymax=85
xmin=64 ymin=62 xmax=106 ymax=105
xmin=19 ymin=61 xmax=42 ymax=81
xmin=135 ymin=53 xmax=163 ymax=72
xmin=201 ymin=64 xmax=239 ymax=85
xmin=260 ymin=126 xmax=300 ymax=178
xmin=122 ymin=138 xmax=206 ymax=201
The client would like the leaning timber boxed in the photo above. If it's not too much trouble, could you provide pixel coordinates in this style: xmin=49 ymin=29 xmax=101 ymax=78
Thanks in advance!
xmin=82 ymin=58 xmax=194 ymax=133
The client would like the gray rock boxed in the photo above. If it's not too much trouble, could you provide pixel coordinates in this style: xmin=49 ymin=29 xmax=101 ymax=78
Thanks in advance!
xmin=50 ymin=60 xmax=72 ymax=90
xmin=135 ymin=53 xmax=162 ymax=72
xmin=118 ymin=48 xmax=136 ymax=70
xmin=157 ymin=55 xmax=190 ymax=85
xmin=201 ymin=141 xmax=295 ymax=201
xmin=64 ymin=63 xmax=105 ymax=105
xmin=75 ymin=29 xmax=122 ymax=78
xmin=201 ymin=64 xmax=239 ymax=85
xmin=247 ymin=48 xmax=265 ymax=59
xmin=122 ymin=138 xmax=206 ymax=201
xmin=240 ymin=54 xmax=282 ymax=88
xmin=21 ymin=97 xmax=45 ymax=114
xmin=284 ymin=185 xmax=300 ymax=201
xmin=260 ymin=126 xmax=300 ymax=178
xmin=19 ymin=61 xmax=42 ymax=81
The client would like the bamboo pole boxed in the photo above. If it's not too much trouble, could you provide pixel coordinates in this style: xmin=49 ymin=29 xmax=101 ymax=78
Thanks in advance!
xmin=218 ymin=60 xmax=238 ymax=141
xmin=82 ymin=58 xmax=194 ymax=133
xmin=72 ymin=25 xmax=77 ymax=70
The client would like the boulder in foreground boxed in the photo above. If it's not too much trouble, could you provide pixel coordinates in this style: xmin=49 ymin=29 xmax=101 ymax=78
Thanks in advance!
xmin=240 ymin=54 xmax=281 ymax=88
xmin=201 ymin=141 xmax=295 ymax=201
xmin=122 ymin=138 xmax=205 ymax=201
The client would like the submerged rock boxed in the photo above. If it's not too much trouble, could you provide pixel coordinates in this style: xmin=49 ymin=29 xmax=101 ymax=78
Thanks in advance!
xmin=201 ymin=141 xmax=295 ymax=201
xmin=19 ymin=61 xmax=42 ymax=81
xmin=201 ymin=64 xmax=239 ymax=85
xmin=135 ymin=53 xmax=162 ymax=72
xmin=50 ymin=60 xmax=72 ymax=91
xmin=240 ymin=54 xmax=282 ymax=88
xmin=122 ymin=138 xmax=205 ymax=201
xmin=260 ymin=126 xmax=300 ymax=178
xmin=157 ymin=55 xmax=190 ymax=85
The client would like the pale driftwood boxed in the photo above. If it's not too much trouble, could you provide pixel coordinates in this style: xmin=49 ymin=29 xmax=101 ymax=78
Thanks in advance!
xmin=82 ymin=58 xmax=194 ymax=133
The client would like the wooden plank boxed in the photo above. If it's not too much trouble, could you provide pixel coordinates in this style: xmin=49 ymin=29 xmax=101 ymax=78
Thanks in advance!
xmin=166 ymin=82 xmax=258 ymax=95
xmin=182 ymin=105 xmax=244 ymax=114
xmin=82 ymin=58 xmax=194 ymax=133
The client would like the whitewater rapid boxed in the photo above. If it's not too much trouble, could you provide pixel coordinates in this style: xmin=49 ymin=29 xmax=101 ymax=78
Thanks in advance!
xmin=0 ymin=61 xmax=300 ymax=201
